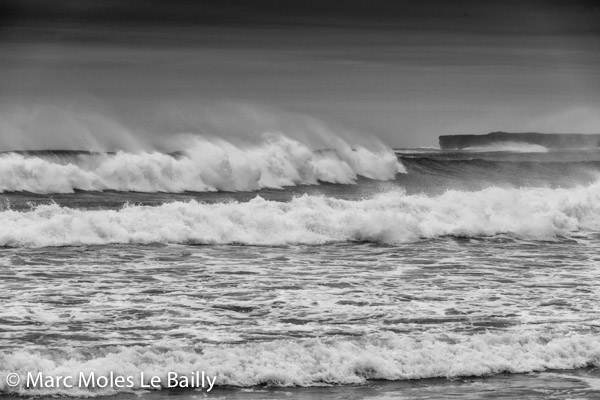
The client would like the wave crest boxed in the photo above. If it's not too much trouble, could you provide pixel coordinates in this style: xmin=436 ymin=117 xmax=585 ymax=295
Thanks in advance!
xmin=1 ymin=331 xmax=599 ymax=396
xmin=2 ymin=183 xmax=600 ymax=247
xmin=0 ymin=134 xmax=404 ymax=193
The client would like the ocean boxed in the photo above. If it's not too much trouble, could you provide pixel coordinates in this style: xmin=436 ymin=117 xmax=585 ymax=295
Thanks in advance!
xmin=1 ymin=145 xmax=600 ymax=399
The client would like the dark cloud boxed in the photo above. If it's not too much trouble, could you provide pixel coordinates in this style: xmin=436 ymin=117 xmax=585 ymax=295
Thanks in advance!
xmin=2 ymin=0 xmax=599 ymax=35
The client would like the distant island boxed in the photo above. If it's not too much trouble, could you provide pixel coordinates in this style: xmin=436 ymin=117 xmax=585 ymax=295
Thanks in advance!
xmin=439 ymin=132 xmax=600 ymax=150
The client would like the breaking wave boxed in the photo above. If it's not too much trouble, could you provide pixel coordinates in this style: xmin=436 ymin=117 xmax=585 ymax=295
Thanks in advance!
xmin=464 ymin=141 xmax=549 ymax=153
xmin=0 ymin=135 xmax=404 ymax=193
xmin=2 ymin=182 xmax=600 ymax=247
xmin=1 ymin=331 xmax=599 ymax=396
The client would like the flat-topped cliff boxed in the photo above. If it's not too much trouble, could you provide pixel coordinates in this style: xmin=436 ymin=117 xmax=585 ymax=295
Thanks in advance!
xmin=439 ymin=132 xmax=600 ymax=150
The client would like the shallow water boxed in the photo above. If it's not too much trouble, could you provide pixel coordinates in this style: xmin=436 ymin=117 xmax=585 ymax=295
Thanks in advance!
xmin=2 ymin=238 xmax=600 ymax=397
xmin=2 ymin=238 xmax=600 ymax=348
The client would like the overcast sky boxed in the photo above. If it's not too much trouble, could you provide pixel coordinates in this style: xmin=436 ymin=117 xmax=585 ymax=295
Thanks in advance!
xmin=1 ymin=0 xmax=599 ymax=148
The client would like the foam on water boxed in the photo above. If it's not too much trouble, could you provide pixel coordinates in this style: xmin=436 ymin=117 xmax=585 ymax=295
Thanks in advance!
xmin=1 ymin=331 xmax=599 ymax=396
xmin=0 ymin=135 xmax=404 ymax=193
xmin=2 ymin=182 xmax=600 ymax=247
xmin=464 ymin=142 xmax=549 ymax=153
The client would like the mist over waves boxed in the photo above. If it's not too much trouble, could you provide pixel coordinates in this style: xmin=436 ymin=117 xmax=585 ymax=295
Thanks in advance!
xmin=0 ymin=103 xmax=404 ymax=193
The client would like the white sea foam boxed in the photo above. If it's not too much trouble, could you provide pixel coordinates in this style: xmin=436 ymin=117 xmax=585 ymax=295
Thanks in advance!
xmin=1 ymin=331 xmax=599 ymax=396
xmin=2 ymin=182 xmax=600 ymax=247
xmin=0 ymin=135 xmax=403 ymax=193
xmin=464 ymin=141 xmax=549 ymax=153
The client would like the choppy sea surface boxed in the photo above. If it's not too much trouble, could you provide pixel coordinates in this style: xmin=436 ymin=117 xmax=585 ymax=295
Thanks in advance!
xmin=1 ymin=146 xmax=600 ymax=399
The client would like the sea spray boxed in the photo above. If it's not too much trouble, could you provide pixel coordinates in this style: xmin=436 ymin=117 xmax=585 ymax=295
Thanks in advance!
xmin=0 ymin=134 xmax=403 ymax=193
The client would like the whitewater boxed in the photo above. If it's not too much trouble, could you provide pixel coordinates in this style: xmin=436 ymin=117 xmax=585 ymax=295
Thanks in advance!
xmin=2 ymin=182 xmax=600 ymax=247
xmin=3 ymin=332 xmax=600 ymax=397
xmin=0 ymin=135 xmax=403 ymax=193
xmin=2 ymin=145 xmax=600 ymax=399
